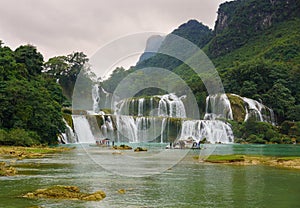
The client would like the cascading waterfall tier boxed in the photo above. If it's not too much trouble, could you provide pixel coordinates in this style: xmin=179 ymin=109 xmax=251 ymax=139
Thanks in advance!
xmin=115 ymin=93 xmax=186 ymax=118
xmin=229 ymin=94 xmax=275 ymax=124
xmin=72 ymin=115 xmax=95 ymax=143
xmin=60 ymin=119 xmax=76 ymax=144
xmin=204 ymin=93 xmax=233 ymax=120
xmin=70 ymin=84 xmax=265 ymax=144
xmin=178 ymin=120 xmax=234 ymax=145
xmin=205 ymin=93 xmax=275 ymax=124
xmin=70 ymin=86 xmax=238 ymax=144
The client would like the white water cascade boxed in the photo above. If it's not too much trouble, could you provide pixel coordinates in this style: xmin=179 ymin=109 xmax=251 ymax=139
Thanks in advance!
xmin=72 ymin=115 xmax=95 ymax=143
xmin=179 ymin=120 xmax=234 ymax=144
xmin=116 ymin=93 xmax=186 ymax=118
xmin=204 ymin=93 xmax=233 ymax=120
xmin=205 ymin=94 xmax=275 ymax=124
xmin=157 ymin=94 xmax=186 ymax=118
xmin=92 ymin=84 xmax=100 ymax=113
xmin=115 ymin=116 xmax=163 ymax=143
xmin=231 ymin=94 xmax=275 ymax=124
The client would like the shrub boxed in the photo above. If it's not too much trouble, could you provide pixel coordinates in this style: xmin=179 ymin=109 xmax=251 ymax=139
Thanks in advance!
xmin=2 ymin=128 xmax=41 ymax=146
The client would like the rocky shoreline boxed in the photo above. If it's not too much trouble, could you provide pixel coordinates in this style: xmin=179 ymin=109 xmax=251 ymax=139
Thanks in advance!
xmin=195 ymin=155 xmax=300 ymax=170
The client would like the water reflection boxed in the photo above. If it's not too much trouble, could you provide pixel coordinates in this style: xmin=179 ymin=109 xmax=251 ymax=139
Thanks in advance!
xmin=0 ymin=145 xmax=300 ymax=208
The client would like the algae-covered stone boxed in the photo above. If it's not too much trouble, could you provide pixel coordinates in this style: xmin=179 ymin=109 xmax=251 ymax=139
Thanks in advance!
xmin=113 ymin=144 xmax=133 ymax=150
xmin=0 ymin=162 xmax=17 ymax=176
xmin=134 ymin=147 xmax=147 ymax=152
xmin=227 ymin=94 xmax=246 ymax=122
xmin=23 ymin=185 xmax=106 ymax=201
xmin=118 ymin=189 xmax=126 ymax=194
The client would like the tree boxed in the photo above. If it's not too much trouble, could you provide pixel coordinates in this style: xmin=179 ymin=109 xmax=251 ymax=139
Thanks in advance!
xmin=44 ymin=52 xmax=92 ymax=100
xmin=263 ymin=83 xmax=295 ymax=123
xmin=15 ymin=45 xmax=43 ymax=76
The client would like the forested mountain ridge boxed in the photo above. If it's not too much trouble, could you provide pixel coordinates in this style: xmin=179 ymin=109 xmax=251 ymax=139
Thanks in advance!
xmin=100 ymin=0 xmax=300 ymax=142
xmin=132 ymin=0 xmax=300 ymax=123
xmin=208 ymin=0 xmax=300 ymax=57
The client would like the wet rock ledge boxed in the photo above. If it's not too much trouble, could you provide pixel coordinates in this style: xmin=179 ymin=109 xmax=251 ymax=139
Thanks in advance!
xmin=23 ymin=185 xmax=106 ymax=201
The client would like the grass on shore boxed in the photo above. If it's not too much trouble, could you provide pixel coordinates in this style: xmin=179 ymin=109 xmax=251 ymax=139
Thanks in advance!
xmin=194 ymin=154 xmax=300 ymax=169
xmin=0 ymin=145 xmax=74 ymax=159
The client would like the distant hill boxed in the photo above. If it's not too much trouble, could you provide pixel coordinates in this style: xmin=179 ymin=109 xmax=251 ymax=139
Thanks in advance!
xmin=135 ymin=19 xmax=213 ymax=71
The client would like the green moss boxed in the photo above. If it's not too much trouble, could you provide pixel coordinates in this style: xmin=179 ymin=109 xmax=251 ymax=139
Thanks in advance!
xmin=0 ymin=162 xmax=17 ymax=176
xmin=62 ymin=108 xmax=72 ymax=114
xmin=205 ymin=155 xmax=245 ymax=163
xmin=94 ymin=115 xmax=104 ymax=127
xmin=113 ymin=144 xmax=133 ymax=150
xmin=62 ymin=113 xmax=73 ymax=130
xmin=227 ymin=94 xmax=246 ymax=122
xmin=134 ymin=147 xmax=147 ymax=152
xmin=276 ymin=156 xmax=300 ymax=162
xmin=23 ymin=185 xmax=106 ymax=201
xmin=0 ymin=146 xmax=74 ymax=159
xmin=101 ymin=109 xmax=113 ymax=114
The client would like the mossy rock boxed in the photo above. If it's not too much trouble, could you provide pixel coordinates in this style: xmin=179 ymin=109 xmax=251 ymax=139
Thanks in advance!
xmin=62 ymin=108 xmax=72 ymax=115
xmin=205 ymin=155 xmax=245 ymax=163
xmin=227 ymin=94 xmax=246 ymax=122
xmin=72 ymin=110 xmax=87 ymax=115
xmin=0 ymin=162 xmax=17 ymax=176
xmin=23 ymin=185 xmax=106 ymax=201
xmin=117 ymin=189 xmax=126 ymax=194
xmin=62 ymin=113 xmax=74 ymax=130
xmin=112 ymin=144 xmax=133 ymax=150
xmin=100 ymin=108 xmax=113 ymax=114
xmin=134 ymin=147 xmax=147 ymax=152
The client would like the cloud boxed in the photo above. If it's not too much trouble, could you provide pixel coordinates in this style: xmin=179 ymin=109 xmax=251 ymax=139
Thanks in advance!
xmin=0 ymin=0 xmax=226 ymax=60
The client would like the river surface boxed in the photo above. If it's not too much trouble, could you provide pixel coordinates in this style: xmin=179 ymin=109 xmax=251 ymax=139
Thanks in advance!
xmin=0 ymin=144 xmax=300 ymax=208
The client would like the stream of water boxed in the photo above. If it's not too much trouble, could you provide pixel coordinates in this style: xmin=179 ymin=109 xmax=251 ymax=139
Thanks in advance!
xmin=0 ymin=144 xmax=300 ymax=208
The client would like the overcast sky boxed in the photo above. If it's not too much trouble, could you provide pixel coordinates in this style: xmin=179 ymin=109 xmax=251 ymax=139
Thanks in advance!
xmin=0 ymin=0 xmax=227 ymax=60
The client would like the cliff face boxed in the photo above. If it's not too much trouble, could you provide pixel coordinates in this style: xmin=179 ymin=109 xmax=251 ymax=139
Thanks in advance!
xmin=171 ymin=19 xmax=213 ymax=48
xmin=137 ymin=35 xmax=165 ymax=64
xmin=209 ymin=0 xmax=300 ymax=57
xmin=136 ymin=20 xmax=213 ymax=70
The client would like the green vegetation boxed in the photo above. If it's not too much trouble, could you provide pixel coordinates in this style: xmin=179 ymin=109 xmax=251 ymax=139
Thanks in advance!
xmin=229 ymin=119 xmax=300 ymax=144
xmin=1 ymin=0 xmax=299 ymax=146
xmin=0 ymin=146 xmax=74 ymax=159
xmin=203 ymin=155 xmax=245 ymax=163
xmin=197 ymin=154 xmax=300 ymax=170
xmin=99 ymin=0 xmax=299 ymax=143
xmin=0 ymin=44 xmax=68 ymax=145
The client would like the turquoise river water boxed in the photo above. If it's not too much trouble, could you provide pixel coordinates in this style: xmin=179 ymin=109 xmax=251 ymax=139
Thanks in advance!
xmin=0 ymin=144 xmax=300 ymax=208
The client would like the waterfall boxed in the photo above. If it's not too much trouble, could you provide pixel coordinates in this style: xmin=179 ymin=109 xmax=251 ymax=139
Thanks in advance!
xmin=92 ymin=84 xmax=100 ymax=113
xmin=138 ymin=98 xmax=144 ymax=116
xmin=116 ymin=93 xmax=186 ymax=118
xmin=115 ymin=115 xmax=162 ymax=143
xmin=243 ymin=97 xmax=275 ymax=124
xmin=160 ymin=118 xmax=167 ymax=143
xmin=72 ymin=115 xmax=95 ymax=143
xmin=158 ymin=94 xmax=186 ymax=118
xmin=205 ymin=93 xmax=275 ymax=124
xmin=179 ymin=120 xmax=234 ymax=144
xmin=204 ymin=94 xmax=233 ymax=120
xmin=116 ymin=115 xmax=138 ymax=143
xmin=59 ymin=119 xmax=76 ymax=144
xmin=230 ymin=94 xmax=275 ymax=124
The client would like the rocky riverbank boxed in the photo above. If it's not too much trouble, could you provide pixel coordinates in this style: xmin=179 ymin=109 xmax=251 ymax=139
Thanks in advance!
xmin=0 ymin=145 xmax=74 ymax=177
xmin=195 ymin=155 xmax=300 ymax=169
xmin=0 ymin=146 xmax=74 ymax=160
